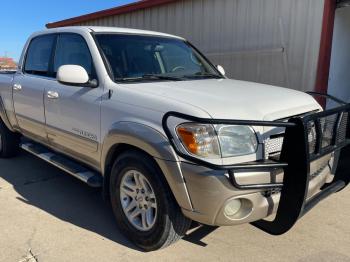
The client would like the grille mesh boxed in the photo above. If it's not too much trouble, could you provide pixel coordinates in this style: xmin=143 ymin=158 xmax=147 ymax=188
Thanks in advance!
xmin=307 ymin=121 xmax=317 ymax=154
xmin=265 ymin=112 xmax=348 ymax=159
xmin=337 ymin=112 xmax=348 ymax=144
xmin=265 ymin=136 xmax=284 ymax=159
xmin=320 ymin=114 xmax=338 ymax=148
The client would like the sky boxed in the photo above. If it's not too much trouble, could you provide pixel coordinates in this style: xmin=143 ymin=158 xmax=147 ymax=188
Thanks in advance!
xmin=0 ymin=0 xmax=135 ymax=61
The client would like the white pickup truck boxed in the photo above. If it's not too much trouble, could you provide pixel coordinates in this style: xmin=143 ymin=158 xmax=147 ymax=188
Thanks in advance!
xmin=0 ymin=26 xmax=349 ymax=251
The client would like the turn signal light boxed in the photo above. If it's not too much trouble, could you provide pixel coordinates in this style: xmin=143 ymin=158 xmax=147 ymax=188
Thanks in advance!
xmin=177 ymin=127 xmax=198 ymax=154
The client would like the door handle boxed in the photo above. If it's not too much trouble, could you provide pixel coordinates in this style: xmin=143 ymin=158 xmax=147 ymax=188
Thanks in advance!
xmin=13 ymin=84 xmax=22 ymax=91
xmin=47 ymin=91 xmax=59 ymax=99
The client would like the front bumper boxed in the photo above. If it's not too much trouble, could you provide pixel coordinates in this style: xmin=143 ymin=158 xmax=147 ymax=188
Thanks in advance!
xmin=163 ymin=92 xmax=350 ymax=235
xmin=181 ymin=153 xmax=334 ymax=226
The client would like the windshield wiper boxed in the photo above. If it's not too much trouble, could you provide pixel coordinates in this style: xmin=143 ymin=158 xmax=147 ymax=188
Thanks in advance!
xmin=115 ymin=77 xmax=144 ymax=82
xmin=184 ymin=72 xmax=223 ymax=79
xmin=142 ymin=74 xmax=183 ymax=81
xmin=115 ymin=74 xmax=183 ymax=82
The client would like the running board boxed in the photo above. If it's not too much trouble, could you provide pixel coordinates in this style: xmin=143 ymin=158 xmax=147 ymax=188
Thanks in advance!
xmin=20 ymin=141 xmax=102 ymax=188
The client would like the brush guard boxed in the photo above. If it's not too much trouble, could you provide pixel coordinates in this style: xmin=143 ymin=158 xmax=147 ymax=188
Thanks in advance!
xmin=162 ymin=92 xmax=350 ymax=235
xmin=252 ymin=92 xmax=350 ymax=235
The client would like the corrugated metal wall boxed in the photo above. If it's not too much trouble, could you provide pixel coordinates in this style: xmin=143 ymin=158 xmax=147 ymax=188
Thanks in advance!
xmin=77 ymin=0 xmax=325 ymax=92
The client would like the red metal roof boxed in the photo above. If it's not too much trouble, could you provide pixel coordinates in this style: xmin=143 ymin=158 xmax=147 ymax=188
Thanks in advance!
xmin=46 ymin=0 xmax=179 ymax=29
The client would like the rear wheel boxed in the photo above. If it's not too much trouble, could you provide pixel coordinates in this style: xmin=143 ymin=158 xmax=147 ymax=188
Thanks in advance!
xmin=0 ymin=120 xmax=20 ymax=158
xmin=109 ymin=150 xmax=191 ymax=251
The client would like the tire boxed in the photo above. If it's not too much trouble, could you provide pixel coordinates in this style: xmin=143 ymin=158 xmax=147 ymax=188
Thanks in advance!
xmin=0 ymin=119 xmax=20 ymax=158
xmin=109 ymin=150 xmax=192 ymax=251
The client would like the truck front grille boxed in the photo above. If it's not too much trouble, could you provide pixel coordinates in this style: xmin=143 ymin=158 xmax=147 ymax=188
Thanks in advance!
xmin=265 ymin=112 xmax=348 ymax=164
xmin=307 ymin=112 xmax=349 ymax=154
xmin=265 ymin=135 xmax=284 ymax=160
xmin=337 ymin=112 xmax=348 ymax=143
xmin=307 ymin=121 xmax=317 ymax=154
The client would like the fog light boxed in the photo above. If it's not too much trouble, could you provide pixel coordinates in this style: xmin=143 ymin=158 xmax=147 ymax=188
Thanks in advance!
xmin=224 ymin=199 xmax=242 ymax=217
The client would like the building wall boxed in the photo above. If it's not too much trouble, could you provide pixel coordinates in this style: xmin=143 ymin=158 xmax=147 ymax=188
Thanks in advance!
xmin=328 ymin=6 xmax=350 ymax=102
xmin=76 ymin=0 xmax=325 ymax=92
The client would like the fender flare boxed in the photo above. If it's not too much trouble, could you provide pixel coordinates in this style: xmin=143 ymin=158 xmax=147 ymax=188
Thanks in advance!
xmin=101 ymin=121 xmax=193 ymax=211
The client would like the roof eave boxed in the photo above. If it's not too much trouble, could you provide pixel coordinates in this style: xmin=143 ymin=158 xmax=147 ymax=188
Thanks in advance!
xmin=46 ymin=0 xmax=178 ymax=28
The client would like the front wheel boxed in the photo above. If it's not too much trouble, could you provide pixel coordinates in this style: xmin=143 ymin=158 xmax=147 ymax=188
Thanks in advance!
xmin=109 ymin=150 xmax=191 ymax=251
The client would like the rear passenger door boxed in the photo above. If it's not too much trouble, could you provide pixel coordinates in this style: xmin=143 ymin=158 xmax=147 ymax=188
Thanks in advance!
xmin=13 ymin=34 xmax=56 ymax=142
xmin=44 ymin=33 xmax=102 ymax=167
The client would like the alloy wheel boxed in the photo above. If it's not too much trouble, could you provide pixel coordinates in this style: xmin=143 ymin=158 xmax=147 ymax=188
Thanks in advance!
xmin=119 ymin=170 xmax=157 ymax=231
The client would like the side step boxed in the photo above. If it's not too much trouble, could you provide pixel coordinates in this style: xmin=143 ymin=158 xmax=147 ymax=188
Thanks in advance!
xmin=20 ymin=140 xmax=102 ymax=188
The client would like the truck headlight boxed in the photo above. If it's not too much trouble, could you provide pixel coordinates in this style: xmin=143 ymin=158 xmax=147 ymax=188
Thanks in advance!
xmin=216 ymin=125 xmax=258 ymax=157
xmin=176 ymin=124 xmax=221 ymax=158
xmin=176 ymin=123 xmax=258 ymax=158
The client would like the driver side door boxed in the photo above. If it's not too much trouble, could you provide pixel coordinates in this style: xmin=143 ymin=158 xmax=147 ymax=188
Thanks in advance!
xmin=44 ymin=33 xmax=103 ymax=168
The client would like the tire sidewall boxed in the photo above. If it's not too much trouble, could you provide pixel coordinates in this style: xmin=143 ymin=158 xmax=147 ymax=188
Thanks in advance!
xmin=0 ymin=120 xmax=19 ymax=158
xmin=0 ymin=124 xmax=3 ymax=154
xmin=0 ymin=121 xmax=7 ymax=156
xmin=110 ymin=152 xmax=172 ymax=250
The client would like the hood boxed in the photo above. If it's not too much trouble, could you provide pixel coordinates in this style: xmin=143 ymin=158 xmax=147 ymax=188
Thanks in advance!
xmin=125 ymin=79 xmax=321 ymax=121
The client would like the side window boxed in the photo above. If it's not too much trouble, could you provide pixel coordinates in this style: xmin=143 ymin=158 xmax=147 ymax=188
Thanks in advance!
xmin=24 ymin=34 xmax=56 ymax=76
xmin=53 ymin=34 xmax=94 ymax=77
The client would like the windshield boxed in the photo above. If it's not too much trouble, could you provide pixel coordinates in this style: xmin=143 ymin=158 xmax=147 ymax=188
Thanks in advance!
xmin=95 ymin=34 xmax=222 ymax=82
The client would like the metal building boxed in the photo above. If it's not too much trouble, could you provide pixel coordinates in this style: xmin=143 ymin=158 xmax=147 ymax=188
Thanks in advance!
xmin=47 ymin=0 xmax=350 ymax=99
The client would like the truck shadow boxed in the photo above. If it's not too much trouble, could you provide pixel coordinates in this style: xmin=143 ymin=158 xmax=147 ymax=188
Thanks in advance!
xmin=0 ymin=151 xmax=218 ymax=252
xmin=4 ymin=148 xmax=348 ymax=251
xmin=0 ymin=151 xmax=140 ymax=251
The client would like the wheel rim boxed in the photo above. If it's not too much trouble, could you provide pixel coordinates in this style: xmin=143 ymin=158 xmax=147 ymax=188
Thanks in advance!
xmin=120 ymin=170 xmax=157 ymax=231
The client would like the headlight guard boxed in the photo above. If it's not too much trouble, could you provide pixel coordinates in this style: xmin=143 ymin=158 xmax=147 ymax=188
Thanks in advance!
xmin=162 ymin=111 xmax=295 ymax=168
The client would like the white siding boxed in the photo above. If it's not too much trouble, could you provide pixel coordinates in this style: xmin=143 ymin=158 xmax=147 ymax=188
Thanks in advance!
xmin=77 ymin=0 xmax=325 ymax=92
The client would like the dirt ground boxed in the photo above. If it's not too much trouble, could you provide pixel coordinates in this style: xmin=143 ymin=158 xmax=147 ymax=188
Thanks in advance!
xmin=0 ymin=151 xmax=349 ymax=262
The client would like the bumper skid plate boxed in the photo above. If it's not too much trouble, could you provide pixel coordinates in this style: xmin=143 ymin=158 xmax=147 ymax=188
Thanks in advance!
xmin=163 ymin=92 xmax=350 ymax=235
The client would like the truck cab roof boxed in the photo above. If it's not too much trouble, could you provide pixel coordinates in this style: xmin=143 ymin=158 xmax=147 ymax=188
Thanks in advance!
xmin=32 ymin=26 xmax=184 ymax=40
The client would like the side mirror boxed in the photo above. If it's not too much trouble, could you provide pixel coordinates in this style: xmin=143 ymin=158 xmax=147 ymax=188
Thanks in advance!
xmin=57 ymin=65 xmax=90 ymax=86
xmin=216 ymin=65 xmax=226 ymax=76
